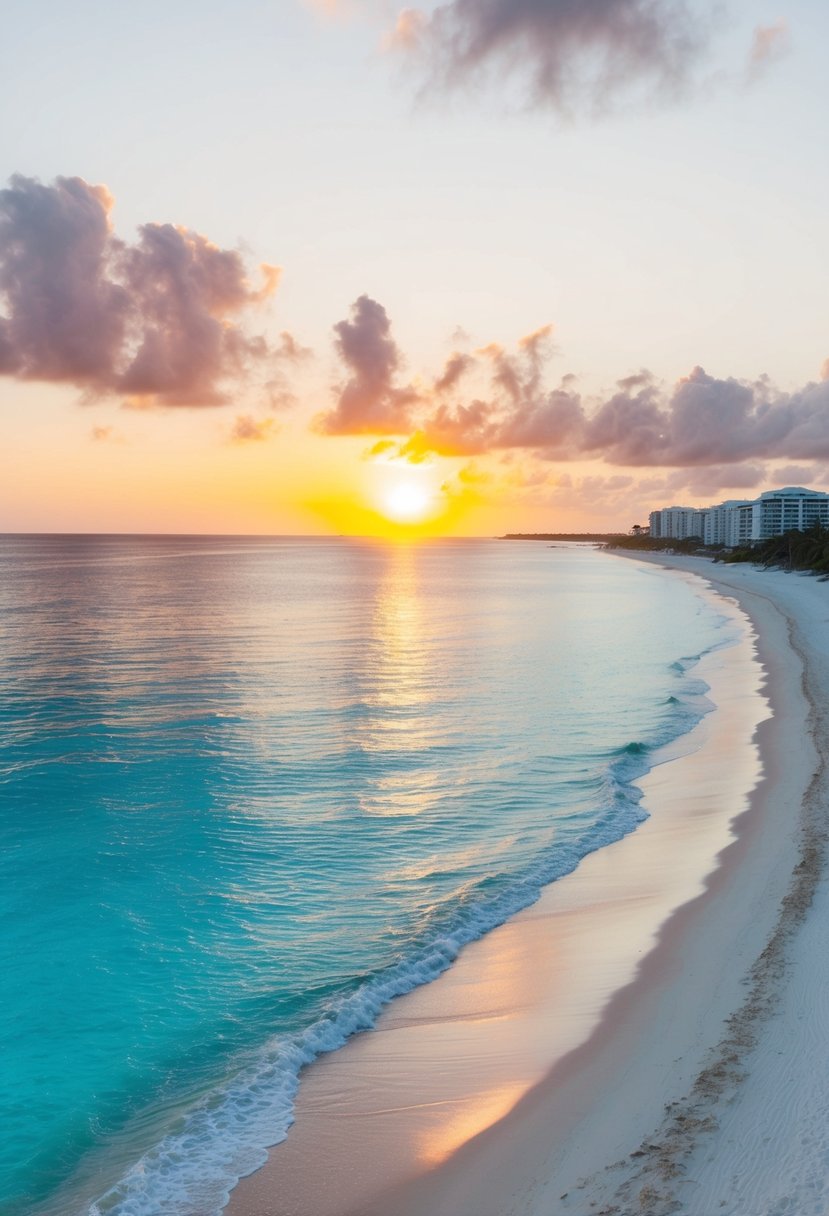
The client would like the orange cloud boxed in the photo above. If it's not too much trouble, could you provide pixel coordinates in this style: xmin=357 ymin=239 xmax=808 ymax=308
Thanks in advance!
xmin=230 ymin=414 xmax=276 ymax=442
xmin=385 ymin=8 xmax=427 ymax=50
xmin=315 ymin=296 xmax=829 ymax=471
xmin=747 ymin=21 xmax=789 ymax=82
xmin=254 ymin=262 xmax=283 ymax=302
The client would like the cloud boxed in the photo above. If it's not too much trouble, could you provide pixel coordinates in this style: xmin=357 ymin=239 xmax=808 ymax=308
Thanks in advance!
xmin=401 ymin=401 xmax=496 ymax=457
xmin=773 ymin=463 xmax=824 ymax=486
xmin=323 ymin=298 xmax=829 ymax=476
xmin=274 ymin=330 xmax=313 ymax=362
xmin=91 ymin=425 xmax=113 ymax=441
xmin=0 ymin=175 xmax=279 ymax=407
xmin=433 ymin=350 xmax=473 ymax=394
xmin=582 ymin=366 xmax=767 ymax=466
xmin=366 ymin=438 xmax=399 ymax=459
xmin=387 ymin=8 xmax=428 ymax=49
xmin=230 ymin=413 xmax=276 ymax=442
xmin=576 ymin=368 xmax=829 ymax=467
xmin=262 ymin=330 xmax=314 ymax=411
xmin=118 ymin=223 xmax=271 ymax=407
xmin=401 ymin=324 xmax=579 ymax=457
xmin=255 ymin=263 xmax=283 ymax=301
xmin=440 ymin=460 xmax=645 ymax=522
xmin=393 ymin=0 xmax=712 ymax=116
xmin=304 ymin=0 xmax=360 ymax=17
xmin=0 ymin=175 xmax=128 ymax=386
xmin=747 ymin=21 xmax=789 ymax=82
xmin=389 ymin=324 xmax=567 ymax=456
xmin=661 ymin=462 xmax=769 ymax=497
xmin=318 ymin=294 xmax=419 ymax=434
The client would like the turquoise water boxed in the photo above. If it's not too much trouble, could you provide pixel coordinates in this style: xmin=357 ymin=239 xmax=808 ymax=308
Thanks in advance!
xmin=0 ymin=537 xmax=736 ymax=1216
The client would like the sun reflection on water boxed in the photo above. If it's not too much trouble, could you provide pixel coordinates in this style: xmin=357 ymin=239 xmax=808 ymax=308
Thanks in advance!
xmin=356 ymin=545 xmax=445 ymax=815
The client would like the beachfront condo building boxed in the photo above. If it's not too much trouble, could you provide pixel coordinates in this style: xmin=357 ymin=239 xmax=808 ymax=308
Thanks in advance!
xmin=649 ymin=487 xmax=829 ymax=546
xmin=648 ymin=506 xmax=707 ymax=541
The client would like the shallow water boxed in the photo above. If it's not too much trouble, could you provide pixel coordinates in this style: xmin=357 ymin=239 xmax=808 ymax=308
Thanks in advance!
xmin=0 ymin=536 xmax=736 ymax=1216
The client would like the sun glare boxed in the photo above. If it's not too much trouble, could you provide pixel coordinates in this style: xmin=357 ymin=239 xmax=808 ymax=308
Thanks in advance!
xmin=382 ymin=480 xmax=433 ymax=523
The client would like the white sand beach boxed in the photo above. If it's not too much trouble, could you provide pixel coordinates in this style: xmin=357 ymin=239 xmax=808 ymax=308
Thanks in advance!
xmin=226 ymin=554 xmax=829 ymax=1216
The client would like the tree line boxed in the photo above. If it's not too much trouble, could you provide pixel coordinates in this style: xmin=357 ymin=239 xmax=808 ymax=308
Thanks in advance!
xmin=607 ymin=523 xmax=829 ymax=574
xmin=719 ymin=523 xmax=829 ymax=573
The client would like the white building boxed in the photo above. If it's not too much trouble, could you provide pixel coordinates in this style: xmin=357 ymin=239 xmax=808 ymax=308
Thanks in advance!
xmin=648 ymin=487 xmax=829 ymax=547
xmin=703 ymin=499 xmax=753 ymax=546
xmin=750 ymin=487 xmax=829 ymax=540
xmin=648 ymin=506 xmax=706 ymax=540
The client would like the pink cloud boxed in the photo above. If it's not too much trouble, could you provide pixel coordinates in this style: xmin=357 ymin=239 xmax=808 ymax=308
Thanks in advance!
xmin=0 ymin=175 xmax=279 ymax=408
xmin=0 ymin=176 xmax=128 ymax=387
xmin=318 ymin=294 xmax=829 ymax=475
xmin=318 ymin=295 xmax=419 ymax=434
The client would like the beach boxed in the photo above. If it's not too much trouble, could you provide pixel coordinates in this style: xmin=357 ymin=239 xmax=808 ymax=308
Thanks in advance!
xmin=225 ymin=552 xmax=829 ymax=1216
xmin=5 ymin=7 xmax=829 ymax=1211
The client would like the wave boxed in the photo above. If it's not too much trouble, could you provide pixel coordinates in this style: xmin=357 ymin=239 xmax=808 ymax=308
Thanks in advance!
xmin=87 ymin=634 xmax=731 ymax=1216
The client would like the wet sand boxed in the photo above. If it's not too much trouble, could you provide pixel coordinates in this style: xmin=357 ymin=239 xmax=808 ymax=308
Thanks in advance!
xmin=224 ymin=553 xmax=826 ymax=1216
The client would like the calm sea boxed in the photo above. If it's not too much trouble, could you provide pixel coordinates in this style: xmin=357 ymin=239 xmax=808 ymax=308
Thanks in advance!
xmin=0 ymin=536 xmax=737 ymax=1216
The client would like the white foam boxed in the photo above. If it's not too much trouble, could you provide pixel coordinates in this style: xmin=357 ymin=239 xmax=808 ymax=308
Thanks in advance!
xmin=87 ymin=624 xmax=737 ymax=1216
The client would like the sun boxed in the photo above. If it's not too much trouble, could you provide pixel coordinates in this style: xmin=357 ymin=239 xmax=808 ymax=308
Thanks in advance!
xmin=382 ymin=479 xmax=433 ymax=523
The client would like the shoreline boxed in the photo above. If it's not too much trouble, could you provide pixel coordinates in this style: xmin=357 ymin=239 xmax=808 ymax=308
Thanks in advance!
xmin=580 ymin=553 xmax=829 ymax=1214
xmin=224 ymin=554 xmax=821 ymax=1216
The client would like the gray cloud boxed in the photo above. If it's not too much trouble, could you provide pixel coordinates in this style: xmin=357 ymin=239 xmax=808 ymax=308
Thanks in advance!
xmin=661 ymin=462 xmax=769 ymax=497
xmin=584 ymin=368 xmax=829 ymax=466
xmin=0 ymin=175 xmax=278 ymax=407
xmin=118 ymin=223 xmax=269 ymax=406
xmin=496 ymin=387 xmax=583 ymax=451
xmin=774 ymin=463 xmax=824 ymax=486
xmin=319 ymin=294 xmax=419 ymax=434
xmin=395 ymin=0 xmax=711 ymax=115
xmin=337 ymin=298 xmax=829 ymax=473
xmin=0 ymin=175 xmax=129 ymax=386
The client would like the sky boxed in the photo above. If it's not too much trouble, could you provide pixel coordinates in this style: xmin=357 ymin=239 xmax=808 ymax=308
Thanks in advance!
xmin=1 ymin=0 xmax=828 ymax=536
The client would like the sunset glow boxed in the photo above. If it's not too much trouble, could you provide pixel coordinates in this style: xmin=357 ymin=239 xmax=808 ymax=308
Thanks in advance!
xmin=0 ymin=1 xmax=827 ymax=539
xmin=380 ymin=479 xmax=434 ymax=523
xmin=5 ymin=5 xmax=829 ymax=1216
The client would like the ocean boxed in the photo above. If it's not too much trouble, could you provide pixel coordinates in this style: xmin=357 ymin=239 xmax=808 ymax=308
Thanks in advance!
xmin=0 ymin=535 xmax=739 ymax=1216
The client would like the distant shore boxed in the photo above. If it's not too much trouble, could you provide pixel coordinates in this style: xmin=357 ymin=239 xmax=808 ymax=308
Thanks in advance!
xmin=500 ymin=532 xmax=625 ymax=542
xmin=225 ymin=552 xmax=829 ymax=1216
